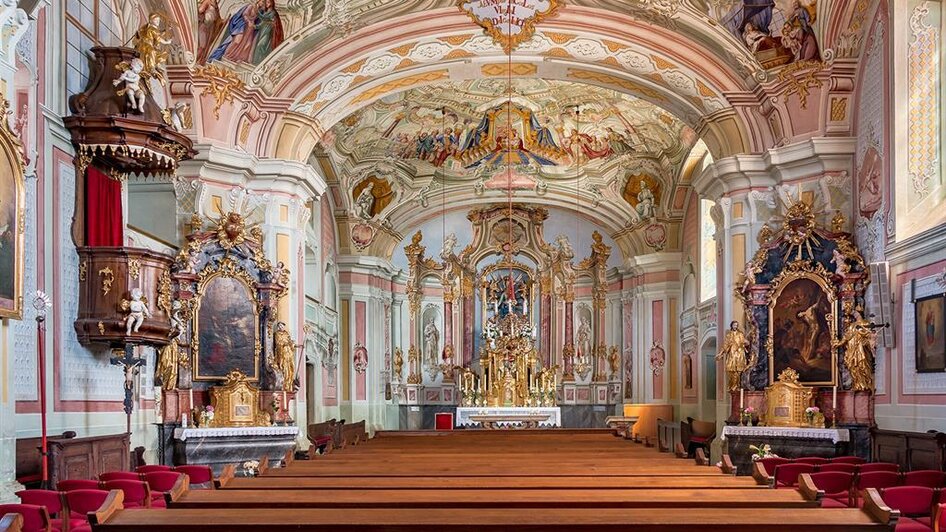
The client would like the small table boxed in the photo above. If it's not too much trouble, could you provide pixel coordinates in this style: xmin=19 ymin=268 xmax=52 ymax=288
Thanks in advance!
xmin=173 ymin=426 xmax=299 ymax=475
xmin=721 ymin=425 xmax=851 ymax=475
xmin=456 ymin=407 xmax=561 ymax=428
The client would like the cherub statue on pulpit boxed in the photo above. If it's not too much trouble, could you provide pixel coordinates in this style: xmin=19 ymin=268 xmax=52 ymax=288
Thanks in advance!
xmin=717 ymin=321 xmax=749 ymax=391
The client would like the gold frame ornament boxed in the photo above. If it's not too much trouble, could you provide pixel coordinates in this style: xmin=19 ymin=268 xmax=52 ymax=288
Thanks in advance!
xmin=192 ymin=258 xmax=262 ymax=381
xmin=0 ymin=96 xmax=26 ymax=319
xmin=457 ymin=0 xmax=564 ymax=54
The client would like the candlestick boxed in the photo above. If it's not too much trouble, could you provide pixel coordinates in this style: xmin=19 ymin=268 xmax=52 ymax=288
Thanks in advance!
xmin=739 ymin=388 xmax=744 ymax=410
xmin=189 ymin=388 xmax=195 ymax=411
xmin=832 ymin=386 xmax=837 ymax=410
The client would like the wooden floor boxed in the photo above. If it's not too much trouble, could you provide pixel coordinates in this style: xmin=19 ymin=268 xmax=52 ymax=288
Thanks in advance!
xmin=91 ymin=428 xmax=899 ymax=531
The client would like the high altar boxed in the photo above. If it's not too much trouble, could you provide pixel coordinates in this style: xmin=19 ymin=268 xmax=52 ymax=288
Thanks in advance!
xmin=397 ymin=205 xmax=620 ymax=428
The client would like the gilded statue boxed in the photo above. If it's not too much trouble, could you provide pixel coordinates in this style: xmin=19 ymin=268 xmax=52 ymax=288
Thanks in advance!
xmin=393 ymin=347 xmax=403 ymax=381
xmin=273 ymin=321 xmax=296 ymax=392
xmin=833 ymin=314 xmax=876 ymax=391
xmin=156 ymin=338 xmax=180 ymax=391
xmin=607 ymin=346 xmax=619 ymax=379
xmin=132 ymin=13 xmax=173 ymax=86
xmin=717 ymin=321 xmax=750 ymax=391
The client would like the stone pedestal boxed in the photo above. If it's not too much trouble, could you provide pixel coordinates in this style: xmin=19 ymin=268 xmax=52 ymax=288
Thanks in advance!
xmin=721 ymin=425 xmax=852 ymax=476
xmin=172 ymin=426 xmax=299 ymax=476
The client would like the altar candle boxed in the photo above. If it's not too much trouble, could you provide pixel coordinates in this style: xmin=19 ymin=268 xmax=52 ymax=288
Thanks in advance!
xmin=832 ymin=386 xmax=837 ymax=409
xmin=739 ymin=388 xmax=744 ymax=410
xmin=189 ymin=388 xmax=194 ymax=411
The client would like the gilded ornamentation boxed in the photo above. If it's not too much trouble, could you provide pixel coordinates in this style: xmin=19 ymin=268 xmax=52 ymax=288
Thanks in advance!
xmin=831 ymin=211 xmax=847 ymax=233
xmin=193 ymin=64 xmax=245 ymax=120
xmin=156 ymin=269 xmax=173 ymax=316
xmin=272 ymin=321 xmax=297 ymax=392
xmin=128 ymin=259 xmax=141 ymax=280
xmin=775 ymin=60 xmax=823 ymax=110
xmin=157 ymin=338 xmax=181 ymax=391
xmin=407 ymin=345 xmax=422 ymax=384
xmin=215 ymin=211 xmax=248 ymax=251
xmin=132 ymin=13 xmax=172 ymax=86
xmin=208 ymin=370 xmax=269 ymax=427
xmin=97 ymin=321 xmax=105 ymax=335
xmin=79 ymin=260 xmax=87 ymax=282
xmin=161 ymin=102 xmax=192 ymax=132
xmin=457 ymin=0 xmax=563 ymax=53
xmin=764 ymin=368 xmax=814 ymax=427
xmin=98 ymin=266 xmax=114 ymax=296
xmin=833 ymin=314 xmax=876 ymax=391
xmin=393 ymin=347 xmax=404 ymax=381
xmin=830 ymin=97 xmax=848 ymax=121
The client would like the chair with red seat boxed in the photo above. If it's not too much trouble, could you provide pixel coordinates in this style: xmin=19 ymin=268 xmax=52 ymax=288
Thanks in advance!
xmin=831 ymin=456 xmax=867 ymax=465
xmin=15 ymin=489 xmax=83 ymax=532
xmin=904 ymin=470 xmax=946 ymax=488
xmin=860 ymin=462 xmax=901 ymax=473
xmin=0 ymin=504 xmax=52 ymax=532
xmin=772 ymin=463 xmax=816 ymax=488
xmin=142 ymin=472 xmax=184 ymax=508
xmin=879 ymin=486 xmax=937 ymax=531
xmin=172 ymin=466 xmax=213 ymax=489
xmin=856 ymin=471 xmax=902 ymax=490
xmin=98 ymin=472 xmax=140 ymax=482
xmin=55 ymin=480 xmax=100 ymax=492
xmin=794 ymin=457 xmax=829 ymax=465
xmin=757 ymin=457 xmax=792 ymax=476
xmin=63 ymin=490 xmax=118 ymax=532
xmin=801 ymin=471 xmax=855 ymax=508
xmin=819 ymin=463 xmax=858 ymax=474
xmin=134 ymin=465 xmax=172 ymax=474
xmin=100 ymin=480 xmax=150 ymax=509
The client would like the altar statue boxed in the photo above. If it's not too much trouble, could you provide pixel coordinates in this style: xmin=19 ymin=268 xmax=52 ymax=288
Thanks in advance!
xmin=576 ymin=316 xmax=592 ymax=358
xmin=354 ymin=183 xmax=376 ymax=220
xmin=157 ymin=338 xmax=180 ymax=391
xmin=833 ymin=314 xmax=876 ymax=391
xmin=132 ymin=13 xmax=172 ymax=85
xmin=393 ymin=347 xmax=403 ymax=381
xmin=273 ymin=321 xmax=296 ymax=391
xmin=124 ymin=288 xmax=151 ymax=334
xmin=441 ymin=232 xmax=457 ymax=259
xmin=636 ymin=181 xmax=656 ymax=220
xmin=717 ymin=321 xmax=749 ymax=391
xmin=424 ymin=317 xmax=440 ymax=366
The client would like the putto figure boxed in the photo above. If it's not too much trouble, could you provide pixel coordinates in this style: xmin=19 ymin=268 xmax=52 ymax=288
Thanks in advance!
xmin=113 ymin=58 xmax=147 ymax=113
xmin=717 ymin=320 xmax=749 ymax=391
xmin=124 ymin=288 xmax=151 ymax=335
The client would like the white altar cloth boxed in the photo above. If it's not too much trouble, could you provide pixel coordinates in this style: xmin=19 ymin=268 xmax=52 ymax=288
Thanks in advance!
xmin=173 ymin=426 xmax=299 ymax=441
xmin=456 ymin=407 xmax=561 ymax=428
xmin=720 ymin=425 xmax=849 ymax=444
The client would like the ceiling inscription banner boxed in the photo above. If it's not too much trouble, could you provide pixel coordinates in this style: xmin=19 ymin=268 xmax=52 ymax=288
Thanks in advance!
xmin=458 ymin=0 xmax=563 ymax=53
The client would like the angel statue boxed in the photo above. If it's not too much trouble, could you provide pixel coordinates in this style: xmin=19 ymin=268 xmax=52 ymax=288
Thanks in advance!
xmin=716 ymin=320 xmax=749 ymax=391
xmin=273 ymin=321 xmax=296 ymax=392
xmin=161 ymin=102 xmax=193 ymax=132
xmin=554 ymin=234 xmax=574 ymax=260
xmin=124 ymin=288 xmax=151 ymax=334
xmin=441 ymin=232 xmax=457 ymax=259
xmin=833 ymin=313 xmax=876 ymax=391
xmin=113 ymin=58 xmax=146 ymax=113
xmin=132 ymin=13 xmax=173 ymax=85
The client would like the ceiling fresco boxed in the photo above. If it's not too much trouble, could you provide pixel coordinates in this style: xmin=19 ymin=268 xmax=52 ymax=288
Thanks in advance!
xmin=323 ymin=79 xmax=697 ymax=181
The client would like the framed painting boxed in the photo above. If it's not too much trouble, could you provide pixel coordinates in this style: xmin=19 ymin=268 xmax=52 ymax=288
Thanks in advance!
xmin=769 ymin=273 xmax=838 ymax=386
xmin=193 ymin=266 xmax=261 ymax=381
xmin=915 ymin=294 xmax=946 ymax=373
xmin=0 ymin=100 xmax=25 ymax=319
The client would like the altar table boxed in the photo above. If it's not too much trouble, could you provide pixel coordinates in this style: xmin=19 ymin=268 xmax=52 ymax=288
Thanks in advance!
xmin=456 ymin=407 xmax=562 ymax=428
xmin=173 ymin=426 xmax=299 ymax=475
xmin=721 ymin=425 xmax=851 ymax=476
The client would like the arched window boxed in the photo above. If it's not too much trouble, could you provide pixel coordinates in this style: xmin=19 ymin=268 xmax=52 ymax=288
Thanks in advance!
xmin=65 ymin=0 xmax=125 ymax=99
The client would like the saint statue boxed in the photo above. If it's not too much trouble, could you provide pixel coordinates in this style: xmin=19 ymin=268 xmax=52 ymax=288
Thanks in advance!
xmin=716 ymin=320 xmax=749 ymax=391
xmin=833 ymin=314 xmax=876 ymax=391
xmin=555 ymin=234 xmax=574 ymax=260
xmin=273 ymin=321 xmax=296 ymax=392
xmin=132 ymin=13 xmax=173 ymax=86
xmin=636 ymin=181 xmax=656 ymax=220
xmin=441 ymin=232 xmax=457 ymax=259
xmin=156 ymin=338 xmax=180 ymax=391
xmin=424 ymin=317 xmax=440 ymax=366
xmin=576 ymin=316 xmax=592 ymax=358
xmin=354 ymin=183 xmax=376 ymax=220
xmin=393 ymin=347 xmax=403 ymax=381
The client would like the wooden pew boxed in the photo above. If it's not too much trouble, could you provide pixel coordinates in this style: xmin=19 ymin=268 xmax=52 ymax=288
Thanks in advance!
xmin=89 ymin=506 xmax=897 ymax=530
xmin=168 ymin=486 xmax=820 ymax=509
xmin=0 ymin=513 xmax=23 ymax=532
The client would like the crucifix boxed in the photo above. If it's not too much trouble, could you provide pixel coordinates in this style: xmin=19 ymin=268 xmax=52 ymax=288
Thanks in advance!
xmin=111 ymin=345 xmax=145 ymax=435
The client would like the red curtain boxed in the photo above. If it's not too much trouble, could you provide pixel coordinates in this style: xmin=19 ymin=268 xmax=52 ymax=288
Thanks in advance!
xmin=85 ymin=166 xmax=123 ymax=246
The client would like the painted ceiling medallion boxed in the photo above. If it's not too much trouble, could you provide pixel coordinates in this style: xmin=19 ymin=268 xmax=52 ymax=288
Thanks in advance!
xmin=458 ymin=0 xmax=563 ymax=53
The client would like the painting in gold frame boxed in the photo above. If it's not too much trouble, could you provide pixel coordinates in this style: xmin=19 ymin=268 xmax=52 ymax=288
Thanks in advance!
xmin=192 ymin=260 xmax=261 ymax=381
xmin=0 ymin=98 xmax=25 ymax=319
xmin=768 ymin=272 xmax=838 ymax=386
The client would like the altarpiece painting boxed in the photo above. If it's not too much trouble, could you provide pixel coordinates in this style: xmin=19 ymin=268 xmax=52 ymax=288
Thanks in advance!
xmin=0 ymin=99 xmax=25 ymax=319
xmin=915 ymin=294 xmax=946 ymax=373
xmin=770 ymin=275 xmax=837 ymax=385
xmin=194 ymin=272 xmax=260 ymax=380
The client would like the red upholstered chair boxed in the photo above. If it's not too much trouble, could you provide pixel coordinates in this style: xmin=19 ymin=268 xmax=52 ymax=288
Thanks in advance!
xmin=135 ymin=465 xmax=172 ymax=474
xmin=56 ymin=480 xmax=100 ymax=492
xmin=172 ymin=466 xmax=213 ymax=489
xmin=831 ymin=456 xmax=867 ymax=465
xmin=878 ymin=486 xmax=937 ymax=531
xmin=805 ymin=471 xmax=855 ymax=508
xmin=98 ymin=472 xmax=140 ymax=482
xmin=772 ymin=463 xmax=815 ymax=488
xmin=15 ymin=489 xmax=83 ymax=532
xmin=101 ymin=480 xmax=151 ymax=509
xmin=63 ymin=489 xmax=111 ymax=532
xmin=904 ymin=470 xmax=946 ymax=488
xmin=757 ymin=457 xmax=792 ymax=476
xmin=819 ymin=463 xmax=858 ymax=474
xmin=795 ymin=457 xmax=829 ymax=465
xmin=860 ymin=462 xmax=900 ymax=473
xmin=935 ymin=503 xmax=946 ymax=532
xmin=0 ymin=504 xmax=52 ymax=532
xmin=143 ymin=472 xmax=183 ymax=508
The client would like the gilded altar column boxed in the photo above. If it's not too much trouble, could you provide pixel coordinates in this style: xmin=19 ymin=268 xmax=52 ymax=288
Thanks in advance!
xmin=563 ymin=292 xmax=575 ymax=379
xmin=442 ymin=289 xmax=454 ymax=363
xmin=540 ymin=274 xmax=552 ymax=367
xmin=461 ymin=276 xmax=474 ymax=366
